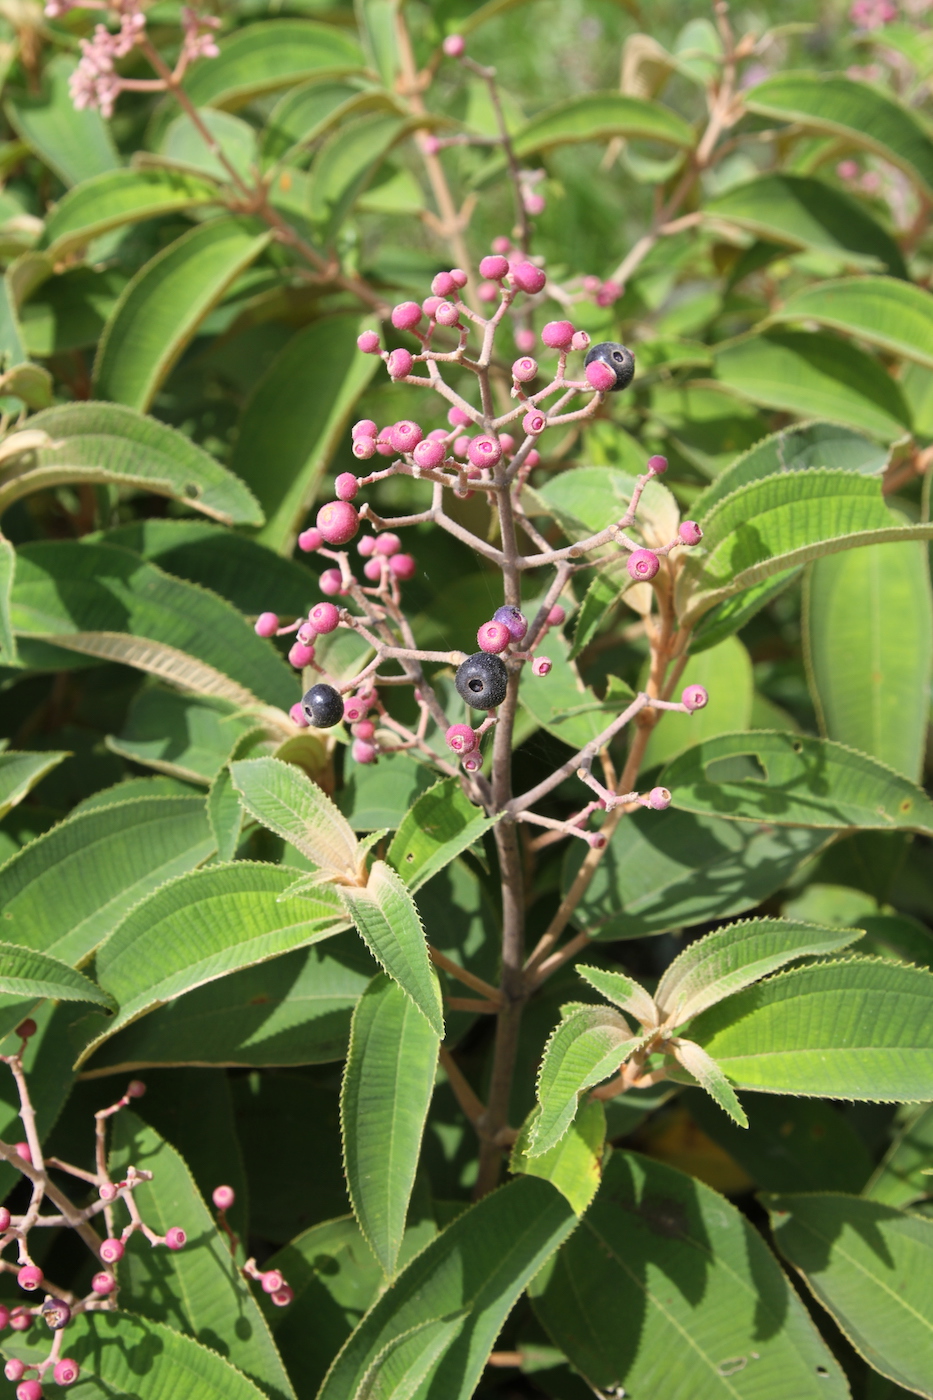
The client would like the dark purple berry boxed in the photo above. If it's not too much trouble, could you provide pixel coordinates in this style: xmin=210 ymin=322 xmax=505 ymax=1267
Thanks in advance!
xmin=302 ymin=684 xmax=345 ymax=729
xmin=493 ymin=605 xmax=528 ymax=641
xmin=583 ymin=341 xmax=635 ymax=392
xmin=455 ymin=653 xmax=508 ymax=710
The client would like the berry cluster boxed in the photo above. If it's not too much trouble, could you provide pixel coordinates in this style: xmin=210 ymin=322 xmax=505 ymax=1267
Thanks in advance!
xmin=211 ymin=1187 xmax=293 ymax=1308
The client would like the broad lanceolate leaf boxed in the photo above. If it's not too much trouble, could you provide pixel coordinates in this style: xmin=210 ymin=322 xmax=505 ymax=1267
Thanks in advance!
xmin=715 ymin=330 xmax=911 ymax=441
xmin=575 ymin=965 xmax=656 ymax=1028
xmin=3 ymin=400 xmax=263 ymax=525
xmin=0 ymin=941 xmax=115 ymax=1012
xmin=339 ymin=862 xmax=443 ymax=1038
xmin=641 ymin=635 xmax=753 ymax=771
xmin=387 ymin=778 xmax=500 ymax=893
xmin=510 ymin=92 xmax=694 ymax=157
xmin=530 ymin=1151 xmax=847 ymax=1397
xmin=0 ymin=795 xmax=215 ymax=967
xmin=355 ymin=1314 xmax=467 ymax=1400
xmin=0 ymin=749 xmax=67 ymax=821
xmin=531 ymin=1006 xmax=639 ymax=1156
xmin=747 ymin=72 xmax=933 ymax=197
xmin=766 ymin=1192 xmax=933 ymax=1397
xmin=655 ymin=917 xmax=864 ymax=1027
xmin=317 ymin=1177 xmax=576 ymax=1400
xmin=229 ymin=316 xmax=376 ymax=552
xmin=510 ymin=1099 xmax=606 ymax=1216
xmin=93 ymin=218 xmax=272 ymax=411
xmin=704 ymin=172 xmax=907 ymax=275
xmin=805 ymin=541 xmax=933 ymax=781
xmin=111 ymin=687 xmax=267 ymax=785
xmin=80 ymin=862 xmax=348 ymax=1065
xmin=111 ymin=1111 xmax=296 ymax=1400
xmin=231 ymin=757 xmax=361 ymax=880
xmin=686 ymin=958 xmax=933 ymax=1100
xmin=769 ymin=276 xmax=933 ymax=368
xmin=658 ymin=730 xmax=933 ymax=834
xmin=262 ymin=81 xmax=399 ymax=167
xmin=42 ymin=167 xmax=221 ymax=259
xmin=307 ymin=113 xmax=410 ymax=237
xmin=341 ymin=974 xmax=439 ymax=1276
xmin=182 ymin=20 xmax=365 ymax=110
xmin=670 ymin=1037 xmax=748 ymax=1127
xmin=5 ymin=55 xmax=119 ymax=187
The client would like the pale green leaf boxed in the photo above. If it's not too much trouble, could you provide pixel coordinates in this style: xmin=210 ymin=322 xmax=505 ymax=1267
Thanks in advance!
xmin=689 ymin=571 xmax=802 ymax=654
xmin=5 ymin=55 xmax=119 ymax=187
xmin=768 ymin=276 xmax=933 ymax=368
xmin=531 ymin=1005 xmax=638 ymax=1156
xmin=262 ymin=80 xmax=399 ymax=166
xmin=0 ymin=940 xmax=115 ymax=1010
xmin=42 ymin=167 xmax=221 ymax=259
xmin=0 ymin=749 xmax=68 ymax=821
xmin=518 ymin=629 xmax=624 ymax=750
xmin=157 ymin=109 xmax=258 ymax=183
xmin=231 ymin=756 xmax=361 ymax=880
xmin=387 ymin=778 xmax=501 ymax=893
xmin=510 ymin=1099 xmax=606 ymax=1216
xmin=0 ymin=534 xmax=14 ymax=664
xmin=209 ymin=727 xmax=265 ymax=861
xmin=576 ymin=965 xmax=657 ymax=1027
xmin=182 ymin=20 xmax=365 ymax=110
xmin=307 ymin=113 xmax=410 ymax=236
xmin=864 ymin=1102 xmax=933 ymax=1207
xmin=536 ymin=463 xmax=680 ymax=550
xmin=671 ymin=1037 xmax=748 ymax=1127
xmin=510 ymin=92 xmax=694 ymax=157
xmin=642 ymin=635 xmax=753 ymax=771
xmin=111 ymin=687 xmax=266 ymax=786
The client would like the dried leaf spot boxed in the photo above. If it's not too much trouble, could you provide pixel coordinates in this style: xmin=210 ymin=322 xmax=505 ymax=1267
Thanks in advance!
xmin=184 ymin=481 xmax=202 ymax=499
xmin=900 ymin=798 xmax=913 ymax=813
xmin=717 ymin=1357 xmax=747 ymax=1377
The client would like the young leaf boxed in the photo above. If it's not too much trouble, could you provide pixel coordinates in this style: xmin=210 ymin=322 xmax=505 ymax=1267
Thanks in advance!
xmin=387 ymin=778 xmax=501 ymax=893
xmin=655 ymin=916 xmax=864 ymax=1027
xmin=509 ymin=92 xmax=694 ymax=157
xmin=531 ymin=1005 xmax=639 ymax=1156
xmin=0 ymin=749 xmax=68 ymax=821
xmin=684 ymin=958 xmax=933 ymax=1100
xmin=769 ymin=276 xmax=933 ymax=367
xmin=42 ymin=167 xmax=221 ymax=259
xmin=317 ymin=1177 xmax=576 ymax=1400
xmin=6 ymin=54 xmax=119 ymax=187
xmin=575 ymin=965 xmax=657 ymax=1028
xmin=93 ymin=218 xmax=272 ymax=411
xmin=670 ymin=1037 xmax=748 ymax=1127
xmin=182 ymin=20 xmax=365 ymax=110
xmin=658 ymin=731 xmax=933 ymax=834
xmin=510 ymin=1099 xmax=606 ymax=1216
xmin=864 ymin=1103 xmax=933 ymax=1208
xmin=339 ymin=862 xmax=444 ymax=1038
xmin=231 ymin=756 xmax=361 ymax=881
xmin=341 ymin=974 xmax=439 ymax=1277
xmin=530 ymin=1151 xmax=847 ymax=1396
xmin=0 ymin=941 xmax=116 ymax=1013
xmin=765 ymin=1192 xmax=933 ymax=1397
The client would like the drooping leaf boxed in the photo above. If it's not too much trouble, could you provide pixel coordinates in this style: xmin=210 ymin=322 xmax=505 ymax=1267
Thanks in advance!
xmin=93 ymin=218 xmax=272 ymax=411
xmin=231 ymin=756 xmax=361 ymax=881
xmin=685 ymin=958 xmax=933 ymax=1100
xmin=530 ymin=1151 xmax=847 ymax=1397
xmin=341 ymin=974 xmax=439 ymax=1277
xmin=42 ymin=167 xmax=221 ymax=259
xmin=317 ymin=1176 xmax=576 ymax=1400
xmin=531 ymin=1005 xmax=638 ymax=1156
xmin=387 ymin=778 xmax=500 ymax=893
xmin=0 ymin=749 xmax=68 ymax=821
xmin=765 ymin=1192 xmax=933 ymax=1397
xmin=111 ymin=686 xmax=265 ymax=785
xmin=769 ymin=276 xmax=933 ymax=367
xmin=182 ymin=20 xmax=365 ymax=110
xmin=0 ymin=941 xmax=115 ymax=1013
xmin=805 ymin=540 xmax=933 ymax=781
xmin=658 ymin=730 xmax=933 ymax=834
xmin=509 ymin=92 xmax=694 ymax=158
xmin=864 ymin=1103 xmax=933 ymax=1207
xmin=5 ymin=54 xmax=119 ymax=187
xmin=510 ymin=1099 xmax=606 ymax=1216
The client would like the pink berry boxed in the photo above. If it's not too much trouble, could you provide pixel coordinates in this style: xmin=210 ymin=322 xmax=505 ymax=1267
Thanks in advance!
xmin=352 ymin=437 xmax=376 ymax=461
xmin=448 ymin=406 xmax=471 ymax=427
xmin=99 ymin=1183 xmax=118 ymax=1202
xmin=54 ymin=1359 xmax=80 ymax=1386
xmin=352 ymin=419 xmax=377 ymax=440
xmin=547 ymin=604 xmax=566 ymax=625
xmin=92 ymin=1272 xmax=115 ymax=1295
xmin=453 ymin=435 xmax=471 ymax=458
xmin=16 ymin=1380 xmax=42 ymax=1400
xmin=525 ymin=450 xmax=541 ymax=468
xmin=352 ymin=720 xmax=375 ymax=740
xmin=422 ymin=134 xmax=441 ymax=155
xmin=0 ymin=1207 xmax=11 ymax=1231
xmin=585 ymin=360 xmax=616 ymax=392
xmin=422 ymin=295 xmax=443 ymax=318
xmin=413 ymin=438 xmax=446 ymax=470
xmin=431 ymin=271 xmax=458 ymax=297
xmin=477 ymin=620 xmax=511 ymax=653
xmin=271 ymin=1285 xmax=294 ymax=1307
xmin=647 ymin=787 xmax=672 ymax=811
xmin=0 ymin=1305 xmax=8 ymax=1328
xmin=571 ymin=330 xmax=591 ymax=351
xmin=298 ymin=527 xmax=323 ymax=552
xmin=523 ymin=410 xmax=547 ymax=436
xmin=261 ymin=1270 xmax=284 ymax=1294
xmin=449 ymin=269 xmax=468 ymax=288
xmin=479 ymin=254 xmax=509 ymax=280
xmin=5 ymin=1360 xmax=25 ymax=1381
xmin=129 ymin=1071 xmax=147 ymax=1091
xmin=512 ymin=356 xmax=538 ymax=382
xmin=627 ymin=549 xmax=660 ymax=582
xmin=316 ymin=500 xmax=359 ymax=546
xmin=357 ymin=535 xmax=376 ymax=557
xmin=309 ymin=601 xmax=339 ymax=633
xmin=525 ymin=192 xmax=546 ymax=216
xmin=445 ymin=724 xmax=477 ymax=755
xmin=100 ymin=1237 xmax=124 ymax=1263
xmin=467 ymin=436 xmax=502 ymax=470
xmin=587 ymin=832 xmax=608 ymax=849
xmin=596 ymin=279 xmax=623 ymax=307
xmin=389 ymin=553 xmax=416 ymax=580
xmin=532 ymin=656 xmax=552 ymax=677
xmin=288 ymin=641 xmax=315 ymax=669
xmin=14 ymin=1143 xmax=30 ymax=1165
xmin=541 ymin=320 xmax=574 ymax=349
xmin=17 ymin=1265 xmax=42 ymax=1292
xmin=386 ymin=348 xmax=414 ymax=379
xmin=289 ymin=702 xmax=309 ymax=728
xmin=375 ymin=532 xmax=401 ymax=557
xmin=647 ymin=454 xmax=668 ymax=474
xmin=335 ymin=472 xmax=359 ymax=501
xmin=391 ymin=420 xmax=423 ymax=453
xmin=435 ymin=301 xmax=460 ymax=327
xmin=682 ymin=684 xmax=709 ymax=712
xmin=375 ymin=438 xmax=395 ymax=457
xmin=391 ymin=301 xmax=422 ymax=331
xmin=343 ymin=696 xmax=369 ymax=723
xmin=462 ymin=752 xmax=483 ymax=772
xmin=363 ymin=557 xmax=383 ymax=581
xmin=254 ymin=611 xmax=279 ymax=638
xmin=357 ymin=330 xmax=380 ymax=353
xmin=9 ymin=1313 xmax=30 ymax=1332
xmin=583 ymin=276 xmax=602 ymax=294
xmin=319 ymin=568 xmax=343 ymax=596
xmin=165 ymin=1227 xmax=186 ymax=1251
xmin=499 ymin=433 xmax=515 ymax=453
xmin=510 ymin=261 xmax=546 ymax=295
xmin=492 ymin=235 xmax=512 ymax=254
xmin=478 ymin=281 xmax=499 ymax=302
xmin=679 ymin=520 xmax=703 ymax=545
xmin=352 ymin=739 xmax=377 ymax=764
xmin=515 ymin=328 xmax=537 ymax=354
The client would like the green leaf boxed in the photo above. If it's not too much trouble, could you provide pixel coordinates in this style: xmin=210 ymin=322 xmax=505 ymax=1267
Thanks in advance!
xmin=0 ymin=534 xmax=14 ymax=664
xmin=765 ymin=1192 xmax=933 ymax=1397
xmin=317 ymin=1177 xmax=576 ymax=1400
xmin=157 ymin=109 xmax=258 ymax=183
xmin=510 ymin=93 xmax=694 ymax=157
xmin=0 ymin=795 xmax=215 ymax=967
xmin=81 ymin=861 xmax=348 ymax=1065
xmin=0 ymin=748 xmax=68 ymax=821
xmin=209 ymin=728 xmax=264 ymax=861
xmin=93 ymin=218 xmax=272 ymax=412
xmin=686 ymin=958 xmax=933 ymax=1100
xmin=341 ymin=974 xmax=439 ymax=1277
xmin=658 ymin=730 xmax=933 ymax=834
xmin=387 ymin=778 xmax=501 ymax=893
xmin=42 ymin=167 xmax=221 ymax=259
xmin=307 ymin=112 xmax=410 ymax=237
xmin=858 ymin=911 xmax=933 ymax=969
xmin=715 ymin=330 xmax=911 ymax=441
xmin=11 ymin=540 xmax=295 ymax=710
xmin=570 ymin=559 xmax=631 ymax=658
xmin=536 ymin=463 xmax=679 ymax=549
xmin=672 ymin=1037 xmax=748 ymax=1127
xmin=231 ymin=756 xmax=361 ymax=880
xmin=805 ymin=541 xmax=933 ymax=781
xmin=510 ymin=1099 xmax=606 ymax=1216
xmin=530 ymin=1151 xmax=847 ymax=1397
xmin=2 ymin=1311 xmax=268 ymax=1400
xmin=356 ymin=1314 xmax=467 ymax=1400
xmin=563 ymin=807 xmax=828 ymax=939
xmin=865 ymin=1103 xmax=933 ymax=1207
xmin=642 ymin=636 xmax=753 ymax=771
xmin=768 ymin=276 xmax=933 ymax=368
xmin=229 ymin=316 xmax=376 ymax=552
xmin=111 ymin=687 xmax=265 ymax=785
xmin=655 ymin=917 xmax=864 ymax=1026
xmin=747 ymin=72 xmax=933 ymax=198
xmin=339 ymin=862 xmax=443 ymax=1038
xmin=0 ymin=274 xmax=26 ymax=370
xmin=531 ymin=1005 xmax=638 ymax=1156
xmin=182 ymin=20 xmax=365 ymax=110
xmin=5 ymin=55 xmax=119 ymax=187
xmin=338 ymin=751 xmax=435 ymax=834
xmin=704 ymin=173 xmax=908 ymax=275
xmin=690 ymin=571 xmax=801 ymax=654
xmin=3 ymin=400 xmax=263 ymax=525
xmin=575 ymin=965 xmax=656 ymax=1027
xmin=108 ymin=1110 xmax=296 ymax=1400
xmin=0 ymin=940 xmax=115 ymax=1011
xmin=0 ymin=1001 xmax=83 ymax=1202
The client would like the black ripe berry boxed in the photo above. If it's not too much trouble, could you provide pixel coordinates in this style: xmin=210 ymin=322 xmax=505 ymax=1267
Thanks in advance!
xmin=302 ymin=683 xmax=344 ymax=728
xmin=455 ymin=653 xmax=508 ymax=710
xmin=584 ymin=341 xmax=635 ymax=392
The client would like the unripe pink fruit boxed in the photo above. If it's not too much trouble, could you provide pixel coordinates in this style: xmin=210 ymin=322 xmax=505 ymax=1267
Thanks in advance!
xmin=352 ymin=419 xmax=377 ymax=439
xmin=357 ymin=536 xmax=376 ymax=557
xmin=449 ymin=269 xmax=468 ymax=288
xmin=363 ymin=557 xmax=383 ymax=582
xmin=524 ymin=192 xmax=546 ymax=216
xmin=413 ymin=438 xmax=446 ymax=470
xmin=298 ymin=528 xmax=324 ymax=553
xmin=288 ymin=641 xmax=315 ymax=669
xmin=309 ymin=602 xmax=339 ymax=634
xmin=499 ymin=433 xmax=515 ymax=453
xmin=423 ymin=134 xmax=441 ymax=155
xmin=585 ymin=360 xmax=616 ymax=392
xmin=512 ymin=356 xmax=537 ymax=382
xmin=212 ymin=1184 xmax=236 ymax=1211
xmin=478 ymin=281 xmax=499 ymax=302
xmin=375 ymin=532 xmax=401 ymax=557
xmin=357 ymin=330 xmax=380 ymax=353
xmin=446 ymin=724 xmax=477 ymax=755
xmin=443 ymin=32 xmax=465 ymax=54
xmin=130 ymin=1080 xmax=148 ymax=1100
xmin=17 ymin=1265 xmax=42 ymax=1292
xmin=54 ymin=1359 xmax=80 ymax=1386
xmin=389 ymin=553 xmax=416 ymax=580
xmin=431 ymin=271 xmax=458 ymax=297
xmin=467 ymin=436 xmax=502 ymax=470
xmin=10 ymin=1313 xmax=30 ymax=1332
xmin=297 ymin=622 xmax=315 ymax=647
xmin=422 ymin=295 xmax=443 ymax=318
xmin=100 ymin=1238 xmax=124 ymax=1263
xmin=391 ymin=301 xmax=422 ymax=331
xmin=547 ymin=605 xmax=566 ymax=625
xmin=453 ymin=435 xmax=471 ymax=458
xmin=165 ymin=1227 xmax=186 ymax=1251
xmin=523 ymin=410 xmax=547 ymax=436
xmin=515 ymin=328 xmax=537 ymax=354
xmin=462 ymin=752 xmax=483 ymax=772
xmin=532 ymin=656 xmax=552 ymax=676
xmin=352 ymin=739 xmax=377 ymax=764
xmin=477 ymin=620 xmax=511 ymax=653
xmin=254 ymin=611 xmax=279 ymax=638
xmin=679 ymin=520 xmax=703 ymax=545
xmin=510 ymin=261 xmax=546 ymax=294
xmin=448 ymin=406 xmax=471 ymax=427
xmin=587 ymin=832 xmax=608 ymax=849
xmin=352 ymin=436 xmax=376 ymax=461
xmin=492 ymin=235 xmax=512 ymax=254
xmin=571 ymin=330 xmax=591 ymax=351
xmin=5 ymin=1360 xmax=25 ymax=1381
xmin=335 ymin=473 xmax=359 ymax=500
xmin=261 ymin=1270 xmax=284 ymax=1294
xmin=682 ymin=684 xmax=709 ymax=712
xmin=343 ymin=696 xmax=370 ymax=723
xmin=0 ymin=1207 xmax=11 ymax=1231
xmin=391 ymin=420 xmax=423 ymax=453
xmin=647 ymin=787 xmax=672 ymax=811
xmin=375 ymin=439 xmax=395 ymax=458
xmin=271 ymin=1286 xmax=294 ymax=1307
xmin=526 ymin=449 xmax=541 ymax=468
xmin=99 ymin=1183 xmax=118 ymax=1202
xmin=316 ymin=500 xmax=359 ymax=546
xmin=541 ymin=320 xmax=574 ymax=349
xmin=386 ymin=348 xmax=413 ymax=379
xmin=16 ymin=1380 xmax=42 ymax=1400
xmin=435 ymin=301 xmax=460 ymax=327
xmin=0 ymin=1305 xmax=9 ymax=1327
xmin=319 ymin=568 xmax=343 ymax=596
xmin=92 ymin=1272 xmax=115 ymax=1295
xmin=596 ymin=279 xmax=623 ymax=307
xmin=479 ymin=254 xmax=509 ymax=280
xmin=352 ymin=720 xmax=375 ymax=740
xmin=647 ymin=454 xmax=668 ymax=474
xmin=627 ymin=549 xmax=659 ymax=582
xmin=14 ymin=1143 xmax=30 ymax=1165
xmin=289 ymin=702 xmax=309 ymax=728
